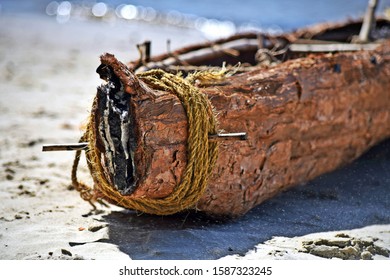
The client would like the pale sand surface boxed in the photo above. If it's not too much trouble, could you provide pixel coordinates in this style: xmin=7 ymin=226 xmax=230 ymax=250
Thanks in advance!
xmin=0 ymin=14 xmax=389 ymax=260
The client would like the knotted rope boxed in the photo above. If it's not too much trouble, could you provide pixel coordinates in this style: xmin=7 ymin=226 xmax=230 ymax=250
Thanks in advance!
xmin=72 ymin=69 xmax=221 ymax=215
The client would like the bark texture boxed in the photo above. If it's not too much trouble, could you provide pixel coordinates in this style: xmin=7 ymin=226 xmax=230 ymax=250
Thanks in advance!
xmin=87 ymin=17 xmax=390 ymax=216
xmin=197 ymin=45 xmax=390 ymax=216
xmin=91 ymin=39 xmax=390 ymax=217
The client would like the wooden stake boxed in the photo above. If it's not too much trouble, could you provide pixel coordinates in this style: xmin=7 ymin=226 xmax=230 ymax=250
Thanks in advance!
xmin=137 ymin=41 xmax=151 ymax=63
xmin=358 ymin=0 xmax=379 ymax=43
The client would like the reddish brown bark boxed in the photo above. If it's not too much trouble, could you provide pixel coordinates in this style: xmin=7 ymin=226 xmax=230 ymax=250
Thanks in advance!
xmin=197 ymin=46 xmax=390 ymax=216
xmin=87 ymin=17 xmax=390 ymax=216
xmin=92 ymin=38 xmax=390 ymax=217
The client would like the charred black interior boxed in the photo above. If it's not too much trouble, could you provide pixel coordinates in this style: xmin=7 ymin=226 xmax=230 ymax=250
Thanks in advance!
xmin=96 ymin=65 xmax=137 ymax=195
xmin=134 ymin=19 xmax=390 ymax=73
xmin=308 ymin=19 xmax=390 ymax=42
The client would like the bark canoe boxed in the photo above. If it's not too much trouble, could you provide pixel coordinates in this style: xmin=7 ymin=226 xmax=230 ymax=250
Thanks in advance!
xmin=84 ymin=19 xmax=390 ymax=217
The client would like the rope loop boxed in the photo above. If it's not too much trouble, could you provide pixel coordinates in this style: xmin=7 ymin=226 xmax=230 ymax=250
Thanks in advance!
xmin=72 ymin=68 xmax=222 ymax=215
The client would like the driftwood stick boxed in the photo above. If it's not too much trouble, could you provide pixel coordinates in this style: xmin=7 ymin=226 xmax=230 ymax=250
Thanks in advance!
xmin=358 ymin=0 xmax=379 ymax=43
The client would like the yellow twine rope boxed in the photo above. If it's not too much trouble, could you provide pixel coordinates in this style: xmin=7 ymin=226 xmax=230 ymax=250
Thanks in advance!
xmin=73 ymin=69 xmax=221 ymax=215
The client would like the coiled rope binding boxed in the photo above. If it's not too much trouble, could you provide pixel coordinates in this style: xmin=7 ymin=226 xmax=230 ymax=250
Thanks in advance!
xmin=71 ymin=55 xmax=226 ymax=215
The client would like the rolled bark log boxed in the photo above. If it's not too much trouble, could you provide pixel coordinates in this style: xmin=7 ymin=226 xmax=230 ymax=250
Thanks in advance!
xmin=80 ymin=20 xmax=390 ymax=217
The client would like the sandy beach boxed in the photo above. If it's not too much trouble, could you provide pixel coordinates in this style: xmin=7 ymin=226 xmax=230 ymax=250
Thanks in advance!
xmin=0 ymin=13 xmax=389 ymax=260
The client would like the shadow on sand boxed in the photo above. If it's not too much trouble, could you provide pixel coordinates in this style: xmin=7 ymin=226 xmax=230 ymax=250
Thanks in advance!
xmin=98 ymin=139 xmax=390 ymax=259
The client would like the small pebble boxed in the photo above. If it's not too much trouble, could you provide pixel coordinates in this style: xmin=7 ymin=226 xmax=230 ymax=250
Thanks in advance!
xmin=61 ymin=249 xmax=72 ymax=256
xmin=88 ymin=225 xmax=105 ymax=232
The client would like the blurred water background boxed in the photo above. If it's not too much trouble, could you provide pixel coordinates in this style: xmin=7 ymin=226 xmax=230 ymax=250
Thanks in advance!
xmin=1 ymin=0 xmax=390 ymax=38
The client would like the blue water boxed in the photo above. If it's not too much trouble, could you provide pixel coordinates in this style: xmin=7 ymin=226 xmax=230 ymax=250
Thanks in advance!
xmin=1 ymin=0 xmax=390 ymax=30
